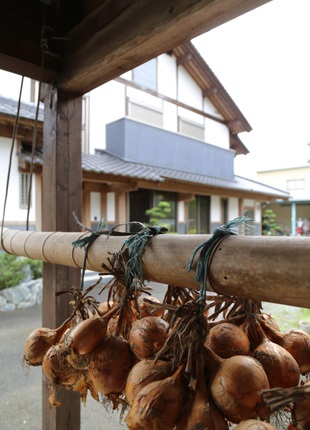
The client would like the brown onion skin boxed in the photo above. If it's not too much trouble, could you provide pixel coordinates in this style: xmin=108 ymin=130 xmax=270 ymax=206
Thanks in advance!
xmin=137 ymin=296 xmax=163 ymax=318
xmin=247 ymin=319 xmax=300 ymax=389
xmin=66 ymin=316 xmax=109 ymax=355
xmin=88 ymin=336 xmax=135 ymax=396
xmin=257 ymin=313 xmax=280 ymax=331
xmin=205 ymin=322 xmax=251 ymax=358
xmin=42 ymin=343 xmax=81 ymax=387
xmin=125 ymin=358 xmax=173 ymax=406
xmin=260 ymin=320 xmax=310 ymax=375
xmin=24 ymin=318 xmax=72 ymax=366
xmin=176 ymin=355 xmax=228 ymax=430
xmin=204 ymin=347 xmax=270 ymax=424
xmin=292 ymin=380 xmax=310 ymax=429
xmin=126 ymin=366 xmax=183 ymax=430
xmin=129 ymin=316 xmax=169 ymax=360
xmin=252 ymin=339 xmax=300 ymax=389
xmin=234 ymin=419 xmax=276 ymax=429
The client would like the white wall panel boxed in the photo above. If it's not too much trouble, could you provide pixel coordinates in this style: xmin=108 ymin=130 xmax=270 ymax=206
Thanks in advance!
xmin=89 ymin=81 xmax=126 ymax=153
xmin=211 ymin=196 xmax=220 ymax=222
xmin=229 ymin=198 xmax=239 ymax=219
xmin=178 ymin=67 xmax=202 ymax=110
xmin=158 ymin=54 xmax=177 ymax=99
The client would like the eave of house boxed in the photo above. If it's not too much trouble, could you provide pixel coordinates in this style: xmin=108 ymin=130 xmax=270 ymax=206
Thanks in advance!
xmin=172 ymin=42 xmax=252 ymax=137
xmin=19 ymin=149 xmax=290 ymax=202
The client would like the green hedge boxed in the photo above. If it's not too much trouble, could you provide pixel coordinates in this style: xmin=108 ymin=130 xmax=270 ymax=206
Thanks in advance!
xmin=0 ymin=253 xmax=43 ymax=290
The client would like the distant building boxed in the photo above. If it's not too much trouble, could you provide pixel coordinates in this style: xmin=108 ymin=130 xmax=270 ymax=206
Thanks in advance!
xmin=0 ymin=42 xmax=289 ymax=235
xmin=258 ymin=165 xmax=310 ymax=236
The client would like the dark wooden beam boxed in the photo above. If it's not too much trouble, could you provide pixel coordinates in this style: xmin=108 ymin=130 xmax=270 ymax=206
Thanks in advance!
xmin=41 ymin=85 xmax=82 ymax=430
xmin=0 ymin=0 xmax=270 ymax=93
xmin=203 ymin=87 xmax=218 ymax=97
xmin=56 ymin=0 xmax=271 ymax=94
xmin=177 ymin=53 xmax=192 ymax=65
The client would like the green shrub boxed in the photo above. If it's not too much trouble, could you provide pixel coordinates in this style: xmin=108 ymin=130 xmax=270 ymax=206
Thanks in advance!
xmin=0 ymin=253 xmax=43 ymax=290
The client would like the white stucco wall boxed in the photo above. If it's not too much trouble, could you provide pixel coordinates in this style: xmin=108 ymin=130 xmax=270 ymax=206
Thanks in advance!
xmin=204 ymin=117 xmax=229 ymax=149
xmin=90 ymin=192 xmax=101 ymax=222
xmin=177 ymin=66 xmax=202 ymax=110
xmin=89 ymin=81 xmax=126 ymax=153
xmin=0 ymin=137 xmax=36 ymax=224
xmin=158 ymin=54 xmax=177 ymax=99
xmin=87 ymin=52 xmax=231 ymax=153
xmin=210 ymin=196 xmax=220 ymax=222
xmin=229 ymin=197 xmax=239 ymax=220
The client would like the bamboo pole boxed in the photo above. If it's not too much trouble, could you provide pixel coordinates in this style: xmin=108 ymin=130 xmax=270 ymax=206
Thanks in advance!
xmin=1 ymin=227 xmax=310 ymax=308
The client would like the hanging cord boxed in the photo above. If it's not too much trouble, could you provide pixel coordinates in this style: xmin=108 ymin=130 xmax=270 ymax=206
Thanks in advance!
xmin=72 ymin=212 xmax=133 ymax=290
xmin=0 ymin=76 xmax=24 ymax=252
xmin=26 ymin=24 xmax=49 ymax=230
xmin=187 ymin=210 xmax=255 ymax=308
xmin=120 ymin=224 xmax=168 ymax=291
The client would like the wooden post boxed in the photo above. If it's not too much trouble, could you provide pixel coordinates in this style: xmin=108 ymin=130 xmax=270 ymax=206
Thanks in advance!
xmin=42 ymin=85 xmax=82 ymax=430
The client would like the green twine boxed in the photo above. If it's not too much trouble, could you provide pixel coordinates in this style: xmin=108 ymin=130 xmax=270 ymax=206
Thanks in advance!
xmin=122 ymin=225 xmax=168 ymax=291
xmin=72 ymin=212 xmax=131 ymax=290
xmin=187 ymin=211 xmax=255 ymax=307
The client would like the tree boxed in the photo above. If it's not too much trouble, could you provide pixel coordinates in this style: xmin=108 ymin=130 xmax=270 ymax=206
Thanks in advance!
xmin=262 ymin=208 xmax=282 ymax=236
xmin=145 ymin=201 xmax=172 ymax=229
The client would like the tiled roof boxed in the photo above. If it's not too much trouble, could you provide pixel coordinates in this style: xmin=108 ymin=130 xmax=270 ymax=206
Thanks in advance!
xmin=19 ymin=146 xmax=290 ymax=199
xmin=0 ymin=96 xmax=44 ymax=121
xmin=83 ymin=150 xmax=290 ymax=199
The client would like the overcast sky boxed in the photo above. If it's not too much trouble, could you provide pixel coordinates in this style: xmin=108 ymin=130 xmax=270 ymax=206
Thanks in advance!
xmin=193 ymin=0 xmax=310 ymax=178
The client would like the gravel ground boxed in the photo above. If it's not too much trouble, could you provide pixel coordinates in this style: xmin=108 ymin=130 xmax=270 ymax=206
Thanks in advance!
xmin=0 ymin=282 xmax=308 ymax=430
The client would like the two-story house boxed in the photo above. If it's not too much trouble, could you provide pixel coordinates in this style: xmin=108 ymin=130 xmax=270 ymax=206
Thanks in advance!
xmin=0 ymin=41 xmax=289 ymax=235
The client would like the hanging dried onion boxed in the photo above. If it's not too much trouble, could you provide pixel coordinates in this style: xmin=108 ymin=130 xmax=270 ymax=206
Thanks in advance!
xmin=260 ymin=319 xmax=310 ymax=375
xmin=203 ymin=346 xmax=270 ymax=424
xmin=125 ymin=358 xmax=173 ymax=406
xmin=88 ymin=336 xmax=135 ymax=399
xmin=246 ymin=319 xmax=300 ymax=389
xmin=24 ymin=317 xmax=72 ymax=366
xmin=126 ymin=365 xmax=184 ymax=430
xmin=205 ymin=322 xmax=251 ymax=358
xmin=129 ymin=316 xmax=169 ymax=360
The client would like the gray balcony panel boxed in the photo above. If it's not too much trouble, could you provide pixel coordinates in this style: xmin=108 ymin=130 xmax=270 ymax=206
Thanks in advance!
xmin=106 ymin=118 xmax=234 ymax=179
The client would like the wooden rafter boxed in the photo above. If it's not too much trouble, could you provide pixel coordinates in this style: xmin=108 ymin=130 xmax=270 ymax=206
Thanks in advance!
xmin=0 ymin=0 xmax=271 ymax=95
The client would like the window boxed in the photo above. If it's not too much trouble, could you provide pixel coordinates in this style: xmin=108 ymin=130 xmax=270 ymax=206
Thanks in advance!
xmin=133 ymin=59 xmax=157 ymax=90
xmin=178 ymin=117 xmax=204 ymax=140
xmin=128 ymin=101 xmax=163 ymax=127
xmin=19 ymin=172 xmax=31 ymax=209
xmin=188 ymin=196 xmax=210 ymax=234
xmin=287 ymin=179 xmax=305 ymax=190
